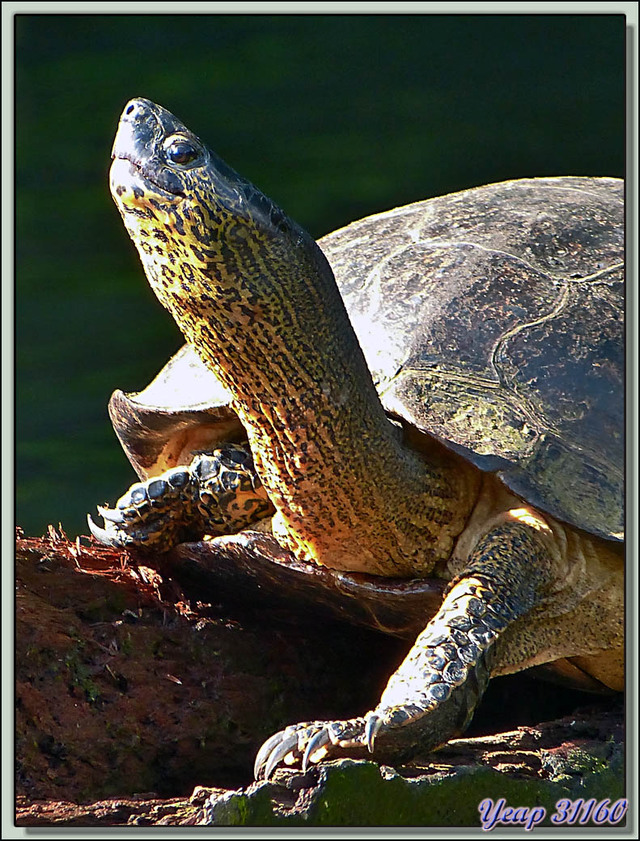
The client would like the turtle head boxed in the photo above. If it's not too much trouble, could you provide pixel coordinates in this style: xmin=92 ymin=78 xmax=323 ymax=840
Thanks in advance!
xmin=110 ymin=98 xmax=322 ymax=325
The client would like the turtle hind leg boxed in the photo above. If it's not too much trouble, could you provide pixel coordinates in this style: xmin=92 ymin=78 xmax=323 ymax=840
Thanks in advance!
xmin=88 ymin=444 xmax=274 ymax=551
xmin=254 ymin=521 xmax=553 ymax=777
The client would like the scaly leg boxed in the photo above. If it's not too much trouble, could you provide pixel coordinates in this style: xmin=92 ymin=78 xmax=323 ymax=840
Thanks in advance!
xmin=255 ymin=521 xmax=553 ymax=778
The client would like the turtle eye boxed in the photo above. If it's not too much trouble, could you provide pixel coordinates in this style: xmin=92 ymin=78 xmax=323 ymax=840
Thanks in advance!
xmin=165 ymin=136 xmax=200 ymax=166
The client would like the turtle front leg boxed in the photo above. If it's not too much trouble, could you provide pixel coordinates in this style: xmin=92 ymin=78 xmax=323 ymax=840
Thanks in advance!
xmin=255 ymin=521 xmax=553 ymax=778
xmin=88 ymin=444 xmax=274 ymax=551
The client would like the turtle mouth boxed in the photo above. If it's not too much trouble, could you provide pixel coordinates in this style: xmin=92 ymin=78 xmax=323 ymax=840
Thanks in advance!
xmin=111 ymin=152 xmax=186 ymax=200
xmin=111 ymin=98 xmax=189 ymax=201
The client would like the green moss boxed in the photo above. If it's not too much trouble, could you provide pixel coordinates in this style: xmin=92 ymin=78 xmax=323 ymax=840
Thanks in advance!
xmin=120 ymin=632 xmax=133 ymax=655
xmin=203 ymin=753 xmax=625 ymax=827
xmin=63 ymin=639 xmax=102 ymax=705
xmin=76 ymin=591 xmax=128 ymax=623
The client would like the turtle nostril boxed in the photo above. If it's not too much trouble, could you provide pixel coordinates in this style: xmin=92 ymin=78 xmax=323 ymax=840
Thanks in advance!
xmin=125 ymin=103 xmax=135 ymax=115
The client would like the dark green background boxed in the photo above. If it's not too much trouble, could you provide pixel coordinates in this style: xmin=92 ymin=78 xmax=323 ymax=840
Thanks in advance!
xmin=16 ymin=13 xmax=625 ymax=538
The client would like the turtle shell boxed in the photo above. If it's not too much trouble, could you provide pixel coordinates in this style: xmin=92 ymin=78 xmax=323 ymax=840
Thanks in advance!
xmin=112 ymin=176 xmax=623 ymax=542
xmin=108 ymin=343 xmax=243 ymax=480
xmin=325 ymin=176 xmax=623 ymax=542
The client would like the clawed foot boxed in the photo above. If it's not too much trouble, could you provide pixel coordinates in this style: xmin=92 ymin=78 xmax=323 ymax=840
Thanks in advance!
xmin=254 ymin=716 xmax=378 ymax=780
xmin=88 ymin=446 xmax=273 ymax=551
xmin=87 ymin=463 xmax=201 ymax=550
xmin=253 ymin=703 xmax=449 ymax=780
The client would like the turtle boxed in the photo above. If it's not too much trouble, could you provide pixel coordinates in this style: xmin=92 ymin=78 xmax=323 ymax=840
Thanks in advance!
xmin=89 ymin=98 xmax=624 ymax=781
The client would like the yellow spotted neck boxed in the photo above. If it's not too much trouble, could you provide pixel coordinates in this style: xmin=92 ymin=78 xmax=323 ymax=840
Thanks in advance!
xmin=111 ymin=154 xmax=476 ymax=577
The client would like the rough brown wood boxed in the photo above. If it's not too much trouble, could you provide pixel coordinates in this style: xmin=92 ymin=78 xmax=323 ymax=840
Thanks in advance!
xmin=15 ymin=527 xmax=404 ymax=804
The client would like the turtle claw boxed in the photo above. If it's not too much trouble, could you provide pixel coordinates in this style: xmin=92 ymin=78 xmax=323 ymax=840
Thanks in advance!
xmin=365 ymin=712 xmax=382 ymax=753
xmin=254 ymin=717 xmax=368 ymax=780
xmin=97 ymin=504 xmax=126 ymax=525
xmin=254 ymin=726 xmax=315 ymax=780
xmin=302 ymin=728 xmax=331 ymax=773
xmin=87 ymin=513 xmax=122 ymax=548
xmin=253 ymin=731 xmax=287 ymax=780
xmin=263 ymin=732 xmax=300 ymax=781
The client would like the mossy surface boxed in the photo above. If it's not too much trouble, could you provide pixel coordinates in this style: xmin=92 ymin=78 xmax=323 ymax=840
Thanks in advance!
xmin=205 ymin=749 xmax=625 ymax=827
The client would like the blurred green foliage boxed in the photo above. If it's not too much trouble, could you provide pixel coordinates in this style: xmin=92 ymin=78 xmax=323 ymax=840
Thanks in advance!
xmin=15 ymin=13 xmax=624 ymax=537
